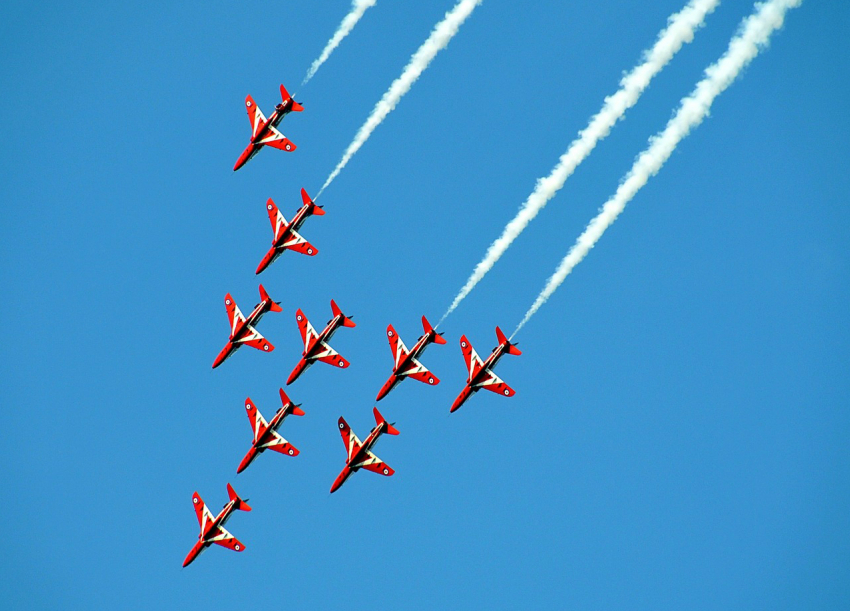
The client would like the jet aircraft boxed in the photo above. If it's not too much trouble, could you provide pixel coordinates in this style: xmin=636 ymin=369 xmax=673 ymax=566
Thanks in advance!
xmin=182 ymin=483 xmax=251 ymax=567
xmin=286 ymin=300 xmax=355 ymax=385
xmin=450 ymin=326 xmax=522 ymax=413
xmin=233 ymin=84 xmax=303 ymax=171
xmin=330 ymin=407 xmax=399 ymax=493
xmin=256 ymin=188 xmax=324 ymax=274
xmin=212 ymin=284 xmax=282 ymax=369
xmin=376 ymin=315 xmax=446 ymax=401
xmin=237 ymin=388 xmax=305 ymax=474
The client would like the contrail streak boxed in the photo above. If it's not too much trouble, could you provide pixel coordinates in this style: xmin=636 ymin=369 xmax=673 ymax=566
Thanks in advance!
xmin=303 ymin=0 xmax=377 ymax=86
xmin=317 ymin=0 xmax=482 ymax=199
xmin=439 ymin=0 xmax=719 ymax=326
xmin=513 ymin=0 xmax=802 ymax=337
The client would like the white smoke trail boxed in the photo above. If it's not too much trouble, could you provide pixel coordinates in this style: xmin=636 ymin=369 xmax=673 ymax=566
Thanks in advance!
xmin=317 ymin=0 xmax=482 ymax=198
xmin=439 ymin=0 xmax=719 ymax=326
xmin=513 ymin=0 xmax=802 ymax=337
xmin=303 ymin=0 xmax=377 ymax=86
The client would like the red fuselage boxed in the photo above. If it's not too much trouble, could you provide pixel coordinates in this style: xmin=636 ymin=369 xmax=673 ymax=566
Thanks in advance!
xmin=212 ymin=299 xmax=274 ymax=368
xmin=376 ymin=330 xmax=440 ymax=401
xmin=182 ymin=501 xmax=237 ymax=568
xmin=255 ymin=202 xmax=315 ymax=274
xmin=330 ymin=423 xmax=387 ymax=494
xmin=236 ymin=406 xmax=298 ymax=473
xmin=286 ymin=314 xmax=348 ymax=385
xmin=450 ymin=342 xmax=510 ymax=413
xmin=233 ymin=102 xmax=296 ymax=171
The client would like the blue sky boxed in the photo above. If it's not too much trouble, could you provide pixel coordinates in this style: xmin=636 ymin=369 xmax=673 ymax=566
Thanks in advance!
xmin=2 ymin=0 xmax=848 ymax=608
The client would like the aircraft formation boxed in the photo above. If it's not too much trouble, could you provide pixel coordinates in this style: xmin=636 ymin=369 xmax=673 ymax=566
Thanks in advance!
xmin=185 ymin=84 xmax=523 ymax=566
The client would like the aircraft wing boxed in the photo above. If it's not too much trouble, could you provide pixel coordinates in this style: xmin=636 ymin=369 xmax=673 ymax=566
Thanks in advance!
xmin=401 ymin=358 xmax=440 ymax=386
xmin=386 ymin=325 xmax=409 ymax=369
xmin=313 ymin=341 xmax=349 ymax=369
xmin=225 ymin=294 xmax=246 ymax=337
xmin=256 ymin=125 xmax=295 ymax=151
xmin=192 ymin=492 xmax=214 ymax=531
xmin=243 ymin=398 xmax=267 ymax=443
xmin=259 ymin=430 xmax=299 ymax=457
xmin=295 ymin=310 xmax=318 ymax=351
xmin=475 ymin=369 xmax=516 ymax=397
xmin=236 ymin=325 xmax=274 ymax=352
xmin=245 ymin=95 xmax=266 ymax=139
xmin=265 ymin=198 xmax=289 ymax=238
xmin=338 ymin=417 xmax=362 ymax=461
xmin=459 ymin=335 xmax=484 ymax=381
xmin=209 ymin=525 xmax=246 ymax=552
xmin=279 ymin=229 xmax=318 ymax=256
xmin=352 ymin=450 xmax=394 ymax=476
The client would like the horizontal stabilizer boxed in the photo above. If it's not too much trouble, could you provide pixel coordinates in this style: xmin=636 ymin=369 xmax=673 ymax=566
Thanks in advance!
xmin=280 ymin=84 xmax=303 ymax=111
xmin=226 ymin=483 xmax=252 ymax=512
xmin=423 ymin=315 xmax=446 ymax=344
xmin=373 ymin=406 xmax=399 ymax=435
xmin=301 ymin=188 xmax=324 ymax=214
xmin=259 ymin=284 xmax=283 ymax=312
xmin=331 ymin=299 xmax=355 ymax=328
xmin=495 ymin=326 xmax=521 ymax=355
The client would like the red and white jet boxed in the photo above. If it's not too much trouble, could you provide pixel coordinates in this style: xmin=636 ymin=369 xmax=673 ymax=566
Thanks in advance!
xmin=255 ymin=188 xmax=325 ymax=274
xmin=237 ymin=388 xmax=305 ymax=474
xmin=233 ymin=84 xmax=303 ymax=171
xmin=330 ymin=407 xmax=399 ymax=493
xmin=212 ymin=284 xmax=282 ymax=369
xmin=286 ymin=299 xmax=355 ymax=385
xmin=182 ymin=483 xmax=251 ymax=567
xmin=376 ymin=315 xmax=446 ymax=401
xmin=450 ymin=326 xmax=522 ymax=413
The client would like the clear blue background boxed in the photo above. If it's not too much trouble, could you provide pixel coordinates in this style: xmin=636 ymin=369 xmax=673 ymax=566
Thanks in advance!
xmin=2 ymin=1 xmax=847 ymax=608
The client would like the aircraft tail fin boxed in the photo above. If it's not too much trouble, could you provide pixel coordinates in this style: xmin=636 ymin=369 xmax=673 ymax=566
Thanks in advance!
xmin=301 ymin=188 xmax=325 ymax=215
xmin=496 ymin=326 xmax=522 ymax=355
xmin=226 ymin=483 xmax=252 ymax=512
xmin=259 ymin=284 xmax=283 ymax=312
xmin=331 ymin=299 xmax=355 ymax=328
xmin=373 ymin=407 xmax=400 ymax=435
xmin=278 ymin=388 xmax=306 ymax=416
xmin=422 ymin=316 xmax=446 ymax=344
xmin=281 ymin=84 xmax=303 ymax=111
